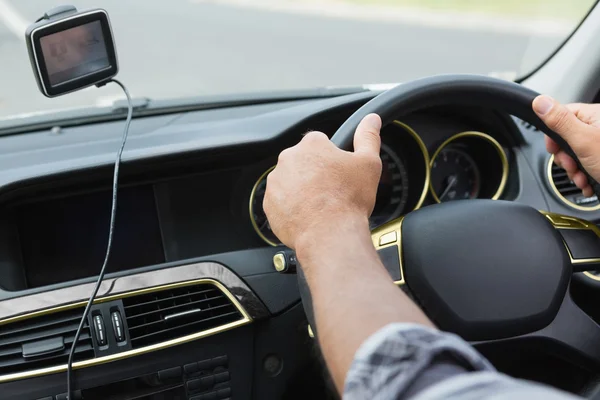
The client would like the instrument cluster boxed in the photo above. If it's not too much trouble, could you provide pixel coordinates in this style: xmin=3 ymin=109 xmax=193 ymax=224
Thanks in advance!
xmin=249 ymin=121 xmax=509 ymax=246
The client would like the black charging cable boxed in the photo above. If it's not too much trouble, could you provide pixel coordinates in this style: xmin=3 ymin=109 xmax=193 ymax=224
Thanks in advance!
xmin=65 ymin=78 xmax=133 ymax=399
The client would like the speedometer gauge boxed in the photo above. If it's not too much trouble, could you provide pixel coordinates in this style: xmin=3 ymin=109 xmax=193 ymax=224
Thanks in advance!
xmin=370 ymin=143 xmax=409 ymax=227
xmin=431 ymin=148 xmax=480 ymax=202
xmin=429 ymin=131 xmax=509 ymax=203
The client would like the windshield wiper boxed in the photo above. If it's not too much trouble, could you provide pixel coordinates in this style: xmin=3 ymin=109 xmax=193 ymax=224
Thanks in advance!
xmin=0 ymin=86 xmax=371 ymax=136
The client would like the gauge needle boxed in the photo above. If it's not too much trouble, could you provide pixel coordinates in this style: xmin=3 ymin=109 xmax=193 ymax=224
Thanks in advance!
xmin=439 ymin=175 xmax=458 ymax=201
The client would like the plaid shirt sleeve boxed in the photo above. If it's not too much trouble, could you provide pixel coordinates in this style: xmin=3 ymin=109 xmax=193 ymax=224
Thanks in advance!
xmin=343 ymin=323 xmax=580 ymax=400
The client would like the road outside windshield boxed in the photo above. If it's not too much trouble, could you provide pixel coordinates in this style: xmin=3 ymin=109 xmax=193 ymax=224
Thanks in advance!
xmin=0 ymin=0 xmax=596 ymax=119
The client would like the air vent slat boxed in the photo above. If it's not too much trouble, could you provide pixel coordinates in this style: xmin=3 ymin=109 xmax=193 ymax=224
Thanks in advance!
xmin=0 ymin=345 xmax=22 ymax=358
xmin=560 ymin=187 xmax=582 ymax=196
xmin=130 ymin=311 xmax=241 ymax=345
xmin=549 ymin=158 xmax=599 ymax=208
xmin=0 ymin=313 xmax=83 ymax=339
xmin=126 ymin=295 xmax=228 ymax=322
xmin=0 ymin=322 xmax=88 ymax=349
xmin=128 ymin=303 xmax=235 ymax=332
xmin=124 ymin=283 xmax=244 ymax=349
xmin=123 ymin=288 xmax=219 ymax=311
xmin=0 ymin=342 xmax=93 ymax=369
xmin=0 ymin=316 xmax=92 ymax=377
xmin=553 ymin=179 xmax=573 ymax=186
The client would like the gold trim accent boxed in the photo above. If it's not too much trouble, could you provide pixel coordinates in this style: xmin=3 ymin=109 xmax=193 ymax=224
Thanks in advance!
xmin=391 ymin=121 xmax=430 ymax=211
xmin=546 ymin=154 xmax=600 ymax=211
xmin=429 ymin=131 xmax=509 ymax=203
xmin=371 ymin=216 xmax=406 ymax=286
xmin=540 ymin=211 xmax=600 ymax=281
xmin=0 ymin=279 xmax=251 ymax=383
xmin=308 ymin=325 xmax=314 ymax=338
xmin=249 ymin=166 xmax=279 ymax=246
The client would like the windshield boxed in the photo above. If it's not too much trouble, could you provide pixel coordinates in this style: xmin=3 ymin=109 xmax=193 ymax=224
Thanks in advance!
xmin=0 ymin=0 xmax=596 ymax=120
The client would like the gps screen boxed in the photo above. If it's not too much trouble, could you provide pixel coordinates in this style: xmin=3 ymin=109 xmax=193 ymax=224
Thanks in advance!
xmin=40 ymin=20 xmax=110 ymax=86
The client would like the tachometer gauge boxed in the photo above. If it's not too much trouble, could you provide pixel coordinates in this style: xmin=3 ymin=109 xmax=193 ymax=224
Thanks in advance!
xmin=249 ymin=167 xmax=281 ymax=246
xmin=430 ymin=147 xmax=480 ymax=202
xmin=249 ymin=142 xmax=411 ymax=245
xmin=370 ymin=143 xmax=409 ymax=227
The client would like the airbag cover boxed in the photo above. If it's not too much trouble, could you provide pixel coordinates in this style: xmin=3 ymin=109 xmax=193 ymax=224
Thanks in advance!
xmin=402 ymin=200 xmax=570 ymax=340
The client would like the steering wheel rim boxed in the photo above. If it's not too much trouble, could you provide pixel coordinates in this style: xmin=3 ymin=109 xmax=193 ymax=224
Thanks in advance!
xmin=298 ymin=74 xmax=600 ymax=376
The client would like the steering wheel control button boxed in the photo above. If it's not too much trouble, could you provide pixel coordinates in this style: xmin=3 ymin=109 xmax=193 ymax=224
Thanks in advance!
xmin=93 ymin=314 xmax=107 ymax=347
xmin=111 ymin=311 xmax=125 ymax=342
xmin=158 ymin=366 xmax=182 ymax=381
xmin=401 ymin=200 xmax=570 ymax=340
xmin=559 ymin=229 xmax=600 ymax=261
xmin=377 ymin=246 xmax=402 ymax=281
xmin=273 ymin=250 xmax=297 ymax=273
xmin=378 ymin=231 xmax=397 ymax=246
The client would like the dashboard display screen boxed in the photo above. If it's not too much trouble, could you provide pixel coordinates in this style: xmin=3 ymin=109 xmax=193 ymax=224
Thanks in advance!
xmin=40 ymin=20 xmax=110 ymax=86
xmin=17 ymin=185 xmax=165 ymax=288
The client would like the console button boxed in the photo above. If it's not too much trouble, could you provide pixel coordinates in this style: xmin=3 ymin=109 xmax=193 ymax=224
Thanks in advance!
xmin=197 ymin=359 xmax=212 ymax=371
xmin=211 ymin=355 xmax=228 ymax=367
xmin=214 ymin=371 xmax=230 ymax=383
xmin=187 ymin=375 xmax=214 ymax=391
xmin=158 ymin=366 xmax=181 ymax=381
xmin=93 ymin=315 xmax=106 ymax=346
xmin=111 ymin=311 xmax=125 ymax=342
xmin=184 ymin=362 xmax=199 ymax=374
xmin=217 ymin=388 xmax=232 ymax=398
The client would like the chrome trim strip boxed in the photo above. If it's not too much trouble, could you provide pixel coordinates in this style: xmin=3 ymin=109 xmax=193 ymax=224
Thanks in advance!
xmin=164 ymin=308 xmax=202 ymax=320
xmin=0 ymin=261 xmax=269 ymax=324
xmin=0 ymin=278 xmax=252 ymax=383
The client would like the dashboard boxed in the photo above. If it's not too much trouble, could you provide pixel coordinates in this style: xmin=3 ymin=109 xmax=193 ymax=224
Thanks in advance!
xmin=0 ymin=89 xmax=599 ymax=399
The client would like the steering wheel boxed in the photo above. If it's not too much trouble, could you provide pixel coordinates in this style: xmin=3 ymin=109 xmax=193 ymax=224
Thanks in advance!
xmin=297 ymin=74 xmax=600 ymax=372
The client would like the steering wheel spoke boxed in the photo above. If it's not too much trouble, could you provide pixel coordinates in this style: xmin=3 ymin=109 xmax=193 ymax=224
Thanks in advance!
xmin=541 ymin=211 xmax=600 ymax=272
xmin=531 ymin=289 xmax=600 ymax=368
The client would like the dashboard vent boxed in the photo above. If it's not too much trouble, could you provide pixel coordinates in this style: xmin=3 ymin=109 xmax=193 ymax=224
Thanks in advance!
xmin=517 ymin=119 xmax=540 ymax=132
xmin=0 ymin=308 xmax=93 ymax=376
xmin=123 ymin=283 xmax=243 ymax=349
xmin=549 ymin=157 xmax=600 ymax=210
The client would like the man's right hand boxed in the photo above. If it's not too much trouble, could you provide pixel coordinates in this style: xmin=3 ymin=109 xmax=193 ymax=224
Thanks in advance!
xmin=533 ymin=95 xmax=600 ymax=198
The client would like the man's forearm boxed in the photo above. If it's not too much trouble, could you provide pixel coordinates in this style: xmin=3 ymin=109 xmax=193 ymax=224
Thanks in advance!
xmin=295 ymin=214 xmax=435 ymax=393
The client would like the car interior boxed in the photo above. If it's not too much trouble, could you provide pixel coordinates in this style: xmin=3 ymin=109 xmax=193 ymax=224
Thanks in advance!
xmin=4 ymin=1 xmax=600 ymax=400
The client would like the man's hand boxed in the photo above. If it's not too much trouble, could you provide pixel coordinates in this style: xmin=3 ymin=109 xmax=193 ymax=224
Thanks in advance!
xmin=264 ymin=113 xmax=383 ymax=252
xmin=533 ymin=96 xmax=600 ymax=198
xmin=263 ymin=113 xmax=434 ymax=394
